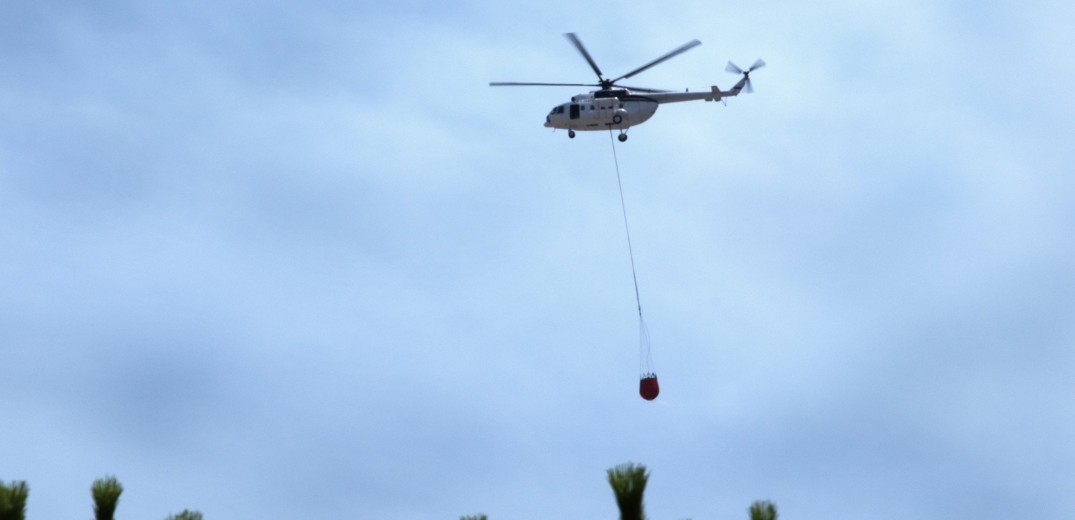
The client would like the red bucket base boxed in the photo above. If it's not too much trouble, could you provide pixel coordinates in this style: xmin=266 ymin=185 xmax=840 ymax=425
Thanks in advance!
xmin=639 ymin=375 xmax=660 ymax=401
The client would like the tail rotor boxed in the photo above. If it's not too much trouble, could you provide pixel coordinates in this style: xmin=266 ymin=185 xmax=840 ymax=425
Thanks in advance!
xmin=726 ymin=58 xmax=766 ymax=93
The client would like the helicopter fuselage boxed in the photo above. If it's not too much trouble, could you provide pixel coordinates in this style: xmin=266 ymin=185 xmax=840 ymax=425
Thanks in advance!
xmin=544 ymin=90 xmax=658 ymax=132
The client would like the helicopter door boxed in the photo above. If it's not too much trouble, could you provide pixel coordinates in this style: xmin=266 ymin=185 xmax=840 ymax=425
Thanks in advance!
xmin=569 ymin=103 xmax=580 ymax=120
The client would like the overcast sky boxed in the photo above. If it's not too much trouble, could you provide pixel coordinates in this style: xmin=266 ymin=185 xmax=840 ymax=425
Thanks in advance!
xmin=3 ymin=1 xmax=1073 ymax=519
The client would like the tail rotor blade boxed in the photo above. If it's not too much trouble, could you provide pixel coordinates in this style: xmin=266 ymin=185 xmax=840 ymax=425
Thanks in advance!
xmin=727 ymin=58 xmax=765 ymax=93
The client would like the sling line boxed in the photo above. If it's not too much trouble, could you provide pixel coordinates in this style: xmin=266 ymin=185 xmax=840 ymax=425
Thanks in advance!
xmin=608 ymin=128 xmax=642 ymax=318
xmin=608 ymin=128 xmax=656 ymax=381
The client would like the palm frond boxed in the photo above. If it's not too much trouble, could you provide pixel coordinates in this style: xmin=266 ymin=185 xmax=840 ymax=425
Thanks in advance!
xmin=607 ymin=463 xmax=650 ymax=520
xmin=91 ymin=476 xmax=124 ymax=520
xmin=748 ymin=500 xmax=778 ymax=520
xmin=164 ymin=510 xmax=203 ymax=520
xmin=0 ymin=481 xmax=31 ymax=520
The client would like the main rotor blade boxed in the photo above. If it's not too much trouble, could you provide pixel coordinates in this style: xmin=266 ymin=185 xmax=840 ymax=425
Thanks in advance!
xmin=564 ymin=33 xmax=604 ymax=80
xmin=612 ymin=39 xmax=702 ymax=83
xmin=618 ymin=85 xmax=673 ymax=93
xmin=490 ymin=81 xmax=598 ymax=87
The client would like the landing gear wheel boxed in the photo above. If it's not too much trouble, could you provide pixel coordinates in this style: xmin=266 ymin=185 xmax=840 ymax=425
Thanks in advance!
xmin=612 ymin=114 xmax=623 ymax=124
xmin=618 ymin=133 xmax=628 ymax=142
xmin=568 ymin=130 xmax=576 ymax=139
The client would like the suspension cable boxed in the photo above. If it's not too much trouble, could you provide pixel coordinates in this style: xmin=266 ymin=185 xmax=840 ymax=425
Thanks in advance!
xmin=608 ymin=128 xmax=642 ymax=318
xmin=608 ymin=129 xmax=656 ymax=378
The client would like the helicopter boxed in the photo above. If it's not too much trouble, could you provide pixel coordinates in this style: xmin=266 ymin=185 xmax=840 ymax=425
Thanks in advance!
xmin=490 ymin=33 xmax=764 ymax=141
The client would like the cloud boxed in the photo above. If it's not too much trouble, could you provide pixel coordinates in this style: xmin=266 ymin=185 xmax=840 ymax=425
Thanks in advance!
xmin=2 ymin=1 xmax=1074 ymax=519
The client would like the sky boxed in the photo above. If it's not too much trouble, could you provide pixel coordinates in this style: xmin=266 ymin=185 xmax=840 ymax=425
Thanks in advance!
xmin=2 ymin=0 xmax=1074 ymax=518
